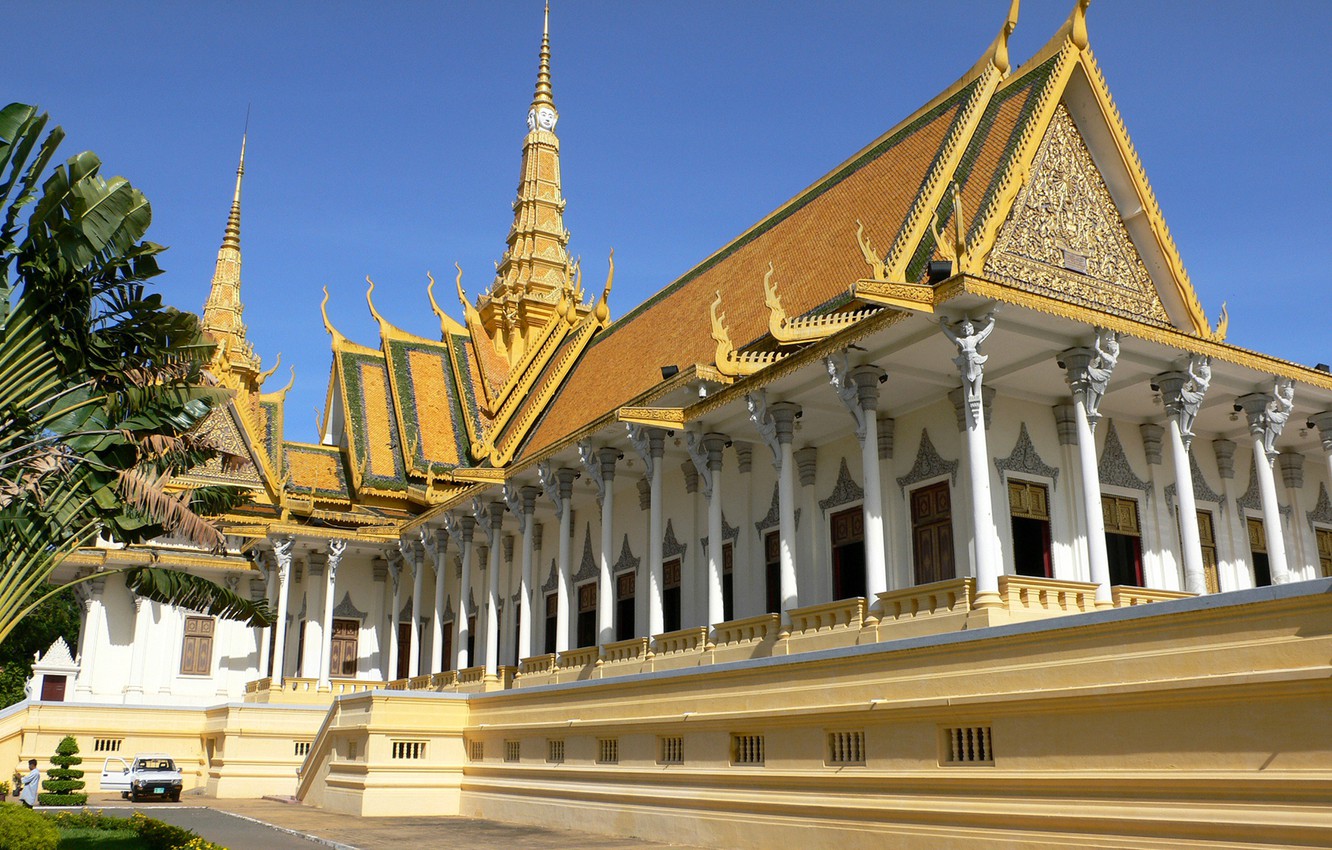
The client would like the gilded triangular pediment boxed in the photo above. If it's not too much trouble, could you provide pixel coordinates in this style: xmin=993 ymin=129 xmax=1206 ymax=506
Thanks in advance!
xmin=182 ymin=404 xmax=264 ymax=488
xmin=983 ymin=104 xmax=1170 ymax=326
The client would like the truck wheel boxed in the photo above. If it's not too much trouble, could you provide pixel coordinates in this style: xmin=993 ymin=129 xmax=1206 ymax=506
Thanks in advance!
xmin=121 ymin=791 xmax=129 ymax=800
xmin=169 ymin=790 xmax=180 ymax=802
xmin=129 ymin=790 xmax=139 ymax=803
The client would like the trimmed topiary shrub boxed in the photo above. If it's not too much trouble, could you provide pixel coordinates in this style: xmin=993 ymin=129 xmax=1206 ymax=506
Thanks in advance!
xmin=38 ymin=735 xmax=86 ymax=806
xmin=0 ymin=803 xmax=58 ymax=850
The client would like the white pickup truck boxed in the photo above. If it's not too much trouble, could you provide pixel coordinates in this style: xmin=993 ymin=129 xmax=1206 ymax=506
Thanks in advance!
xmin=99 ymin=753 xmax=184 ymax=802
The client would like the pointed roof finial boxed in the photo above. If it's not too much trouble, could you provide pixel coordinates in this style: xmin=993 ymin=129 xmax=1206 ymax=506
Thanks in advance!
xmin=989 ymin=0 xmax=1021 ymax=75
xmin=531 ymin=1 xmax=555 ymax=114
xmin=222 ymin=129 xmax=246 ymax=249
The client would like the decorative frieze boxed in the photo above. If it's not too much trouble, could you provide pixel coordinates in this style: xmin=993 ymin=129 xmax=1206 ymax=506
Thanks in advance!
xmin=896 ymin=429 xmax=959 ymax=492
xmin=1164 ymin=452 xmax=1225 ymax=512
xmin=755 ymin=483 xmax=802 ymax=534
xmin=541 ymin=559 xmax=558 ymax=594
xmin=993 ymin=423 xmax=1059 ymax=488
xmin=573 ymin=524 xmax=597 ymax=583
xmin=1098 ymin=421 xmax=1149 ymax=495
xmin=1307 ymin=483 xmax=1332 ymax=533
xmin=819 ymin=458 xmax=865 ymax=510
xmin=662 ymin=520 xmax=687 ymax=561
xmin=332 ymin=591 xmax=368 ymax=621
xmin=612 ymin=535 xmax=640 ymax=575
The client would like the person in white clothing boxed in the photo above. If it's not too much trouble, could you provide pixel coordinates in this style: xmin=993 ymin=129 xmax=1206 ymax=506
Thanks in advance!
xmin=19 ymin=759 xmax=39 ymax=808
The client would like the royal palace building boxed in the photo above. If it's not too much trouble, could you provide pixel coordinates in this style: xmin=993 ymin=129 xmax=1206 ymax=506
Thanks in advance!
xmin=8 ymin=3 xmax=1332 ymax=847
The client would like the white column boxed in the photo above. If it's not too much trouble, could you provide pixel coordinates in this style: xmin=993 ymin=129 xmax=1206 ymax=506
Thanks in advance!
xmin=581 ymin=443 xmax=620 ymax=646
xmin=1278 ymin=452 xmax=1312 ymax=580
xmin=500 ymin=533 xmax=516 ymax=665
xmin=1237 ymin=381 xmax=1295 ymax=584
xmin=1057 ymin=329 xmax=1121 ymax=605
xmin=942 ymin=315 xmax=1002 ymax=606
xmin=256 ymin=566 xmax=277 ymax=679
xmin=1310 ymin=411 xmax=1332 ymax=492
xmin=455 ymin=515 xmax=475 ymax=669
xmin=700 ymin=433 xmax=728 ymax=629
xmin=406 ymin=537 xmax=425 ymax=677
xmin=317 ymin=539 xmax=347 ymax=689
xmin=269 ymin=536 xmax=295 ymax=687
xmin=1156 ymin=358 xmax=1212 ymax=594
xmin=1211 ymin=439 xmax=1244 ymax=591
xmin=73 ymin=579 xmax=106 ymax=698
xmin=429 ymin=529 xmax=448 ymax=673
xmin=766 ymin=401 xmax=802 ymax=616
xmin=386 ymin=555 xmax=401 ymax=679
xmin=516 ymin=487 xmax=539 ymax=659
xmin=123 ymin=595 xmax=152 ymax=700
xmin=369 ymin=559 xmax=388 ymax=679
xmin=551 ymin=468 xmax=577 ymax=653
xmin=850 ymin=366 xmax=889 ymax=601
xmin=484 ymin=501 xmax=505 ymax=673
xmin=301 ymin=558 xmax=324 ymax=679
xmin=627 ymin=427 xmax=666 ymax=638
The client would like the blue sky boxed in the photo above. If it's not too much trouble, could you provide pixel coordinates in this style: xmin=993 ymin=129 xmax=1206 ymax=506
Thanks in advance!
xmin=12 ymin=1 xmax=1331 ymax=439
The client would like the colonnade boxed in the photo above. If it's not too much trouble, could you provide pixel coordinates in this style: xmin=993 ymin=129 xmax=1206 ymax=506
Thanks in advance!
xmin=254 ymin=317 xmax=1331 ymax=686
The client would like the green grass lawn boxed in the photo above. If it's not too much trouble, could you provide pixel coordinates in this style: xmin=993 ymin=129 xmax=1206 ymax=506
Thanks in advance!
xmin=56 ymin=826 xmax=142 ymax=849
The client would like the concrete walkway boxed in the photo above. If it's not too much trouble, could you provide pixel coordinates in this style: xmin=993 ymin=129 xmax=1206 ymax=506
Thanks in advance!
xmin=81 ymin=793 xmax=708 ymax=850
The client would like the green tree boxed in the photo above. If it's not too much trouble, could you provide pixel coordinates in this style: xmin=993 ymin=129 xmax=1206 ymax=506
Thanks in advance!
xmin=0 ymin=584 xmax=79 ymax=708
xmin=0 ymin=102 xmax=273 ymax=646
xmin=38 ymin=735 xmax=86 ymax=806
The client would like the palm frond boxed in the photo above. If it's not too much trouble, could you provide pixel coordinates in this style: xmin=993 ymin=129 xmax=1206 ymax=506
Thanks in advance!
xmin=125 ymin=567 xmax=273 ymax=627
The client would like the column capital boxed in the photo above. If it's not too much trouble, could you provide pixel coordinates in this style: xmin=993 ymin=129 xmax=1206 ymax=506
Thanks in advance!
xmin=947 ymin=385 xmax=995 ymax=431
xmin=1212 ymin=438 xmax=1237 ymax=479
xmin=519 ymin=485 xmax=541 ymax=514
xmin=626 ymin=424 xmax=666 ymax=479
xmin=1139 ymin=423 xmax=1165 ymax=466
xmin=1236 ymin=377 xmax=1295 ymax=459
xmin=702 ymin=433 xmax=729 ymax=470
xmin=597 ymin=446 xmax=621 ymax=480
xmin=794 ymin=446 xmax=818 ymax=487
xmin=877 ymin=416 xmax=895 ymax=461
xmin=848 ymin=363 xmax=887 ymax=410
xmin=1307 ymin=410 xmax=1332 ymax=453
xmin=733 ymin=441 xmax=753 ymax=473
xmin=769 ymin=402 xmax=802 ymax=443
xmin=555 ymin=466 xmax=579 ymax=498
xmin=306 ymin=552 xmax=326 ymax=578
xmin=1277 ymin=451 xmax=1305 ymax=490
xmin=1058 ymin=328 xmax=1120 ymax=429
xmin=486 ymin=500 xmax=506 ymax=531
xmin=1154 ymin=355 xmax=1211 ymax=448
xmin=459 ymin=514 xmax=477 ymax=543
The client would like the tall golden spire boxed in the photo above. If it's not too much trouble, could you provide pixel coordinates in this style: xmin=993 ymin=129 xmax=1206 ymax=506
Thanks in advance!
xmin=202 ymin=132 xmax=262 ymax=391
xmin=478 ymin=2 xmax=587 ymax=365
xmin=531 ymin=2 xmax=554 ymax=113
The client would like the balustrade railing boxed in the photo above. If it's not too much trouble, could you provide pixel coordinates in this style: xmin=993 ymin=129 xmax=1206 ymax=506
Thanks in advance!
xmin=713 ymin=613 xmax=781 ymax=646
xmin=601 ymin=637 xmax=650 ymax=664
xmin=1111 ymin=586 xmax=1195 ymax=607
xmin=652 ymin=626 xmax=709 ymax=656
xmin=876 ymin=578 xmax=974 ymax=621
xmin=787 ymin=598 xmax=866 ymax=634
xmin=996 ymin=575 xmax=1099 ymax=614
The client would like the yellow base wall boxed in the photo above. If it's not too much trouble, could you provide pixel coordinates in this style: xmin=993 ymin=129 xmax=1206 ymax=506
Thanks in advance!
xmin=298 ymin=582 xmax=1332 ymax=848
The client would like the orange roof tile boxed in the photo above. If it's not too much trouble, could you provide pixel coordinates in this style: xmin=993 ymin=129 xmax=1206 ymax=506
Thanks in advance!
xmin=520 ymin=83 xmax=971 ymax=459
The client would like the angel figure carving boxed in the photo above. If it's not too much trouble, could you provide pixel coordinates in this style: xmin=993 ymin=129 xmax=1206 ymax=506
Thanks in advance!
xmin=940 ymin=314 xmax=996 ymax=400
xmin=1176 ymin=356 xmax=1211 ymax=438
xmin=1262 ymin=378 xmax=1296 ymax=456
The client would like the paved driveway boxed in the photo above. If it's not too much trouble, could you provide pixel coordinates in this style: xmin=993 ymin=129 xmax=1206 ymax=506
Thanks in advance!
xmin=77 ymin=794 xmax=708 ymax=850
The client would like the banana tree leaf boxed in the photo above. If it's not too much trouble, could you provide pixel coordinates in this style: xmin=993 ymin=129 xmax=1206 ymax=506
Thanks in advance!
xmin=125 ymin=566 xmax=273 ymax=627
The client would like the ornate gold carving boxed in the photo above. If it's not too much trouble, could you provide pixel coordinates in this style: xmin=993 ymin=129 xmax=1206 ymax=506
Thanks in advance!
xmin=953 ymin=274 xmax=1332 ymax=392
xmin=982 ymin=105 xmax=1171 ymax=326
xmin=855 ymin=221 xmax=888 ymax=282
xmin=764 ymin=261 xmax=882 ymax=343
xmin=851 ymin=280 xmax=935 ymax=313
xmin=929 ymin=181 xmax=970 ymax=272
xmin=711 ymin=290 xmax=787 ymax=378
xmin=618 ymin=407 xmax=685 ymax=429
